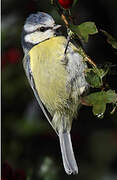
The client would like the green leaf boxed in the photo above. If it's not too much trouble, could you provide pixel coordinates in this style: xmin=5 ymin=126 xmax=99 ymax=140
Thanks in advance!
xmin=92 ymin=102 xmax=106 ymax=118
xmin=85 ymin=67 xmax=108 ymax=88
xmin=105 ymin=90 xmax=117 ymax=103
xmin=82 ymin=90 xmax=117 ymax=118
xmin=70 ymin=22 xmax=98 ymax=42
xmin=86 ymin=70 xmax=103 ymax=88
xmin=101 ymin=30 xmax=117 ymax=49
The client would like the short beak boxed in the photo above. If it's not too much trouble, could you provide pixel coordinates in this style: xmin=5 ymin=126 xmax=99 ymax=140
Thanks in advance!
xmin=53 ymin=24 xmax=61 ymax=30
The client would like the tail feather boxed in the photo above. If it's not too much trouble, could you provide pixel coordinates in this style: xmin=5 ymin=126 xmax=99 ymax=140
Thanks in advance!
xmin=59 ymin=131 xmax=78 ymax=175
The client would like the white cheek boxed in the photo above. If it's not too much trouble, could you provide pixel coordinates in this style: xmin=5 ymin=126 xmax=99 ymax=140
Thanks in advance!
xmin=44 ymin=30 xmax=55 ymax=40
xmin=25 ymin=30 xmax=55 ymax=44
xmin=25 ymin=32 xmax=40 ymax=44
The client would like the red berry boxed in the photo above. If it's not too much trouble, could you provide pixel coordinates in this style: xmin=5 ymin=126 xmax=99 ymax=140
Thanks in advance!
xmin=58 ymin=0 xmax=74 ymax=9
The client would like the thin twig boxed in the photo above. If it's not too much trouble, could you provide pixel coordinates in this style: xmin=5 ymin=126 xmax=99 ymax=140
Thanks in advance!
xmin=61 ymin=14 xmax=69 ymax=27
xmin=85 ymin=56 xmax=97 ymax=67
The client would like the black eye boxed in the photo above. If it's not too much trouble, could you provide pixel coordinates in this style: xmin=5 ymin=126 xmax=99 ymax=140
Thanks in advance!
xmin=40 ymin=27 xmax=45 ymax=32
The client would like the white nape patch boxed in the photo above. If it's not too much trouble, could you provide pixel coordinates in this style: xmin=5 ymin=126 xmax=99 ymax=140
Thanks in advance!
xmin=25 ymin=29 xmax=55 ymax=44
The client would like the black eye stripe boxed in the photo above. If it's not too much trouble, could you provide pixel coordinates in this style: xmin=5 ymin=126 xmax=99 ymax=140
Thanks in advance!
xmin=38 ymin=27 xmax=52 ymax=32
xmin=25 ymin=27 xmax=52 ymax=35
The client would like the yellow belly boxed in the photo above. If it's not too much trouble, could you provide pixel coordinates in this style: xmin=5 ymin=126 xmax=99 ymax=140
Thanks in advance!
xmin=29 ymin=36 xmax=70 ymax=114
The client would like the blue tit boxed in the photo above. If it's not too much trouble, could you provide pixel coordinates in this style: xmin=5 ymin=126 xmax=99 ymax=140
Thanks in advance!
xmin=21 ymin=12 xmax=88 ymax=175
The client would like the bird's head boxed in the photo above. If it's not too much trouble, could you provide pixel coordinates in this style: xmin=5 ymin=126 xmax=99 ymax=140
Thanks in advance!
xmin=22 ymin=12 xmax=61 ymax=53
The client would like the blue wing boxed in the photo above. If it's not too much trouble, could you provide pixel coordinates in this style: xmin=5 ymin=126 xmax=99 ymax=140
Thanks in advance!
xmin=23 ymin=55 xmax=58 ymax=135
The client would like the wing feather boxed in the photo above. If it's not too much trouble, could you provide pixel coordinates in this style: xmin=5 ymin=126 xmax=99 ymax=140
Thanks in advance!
xmin=23 ymin=55 xmax=58 ymax=135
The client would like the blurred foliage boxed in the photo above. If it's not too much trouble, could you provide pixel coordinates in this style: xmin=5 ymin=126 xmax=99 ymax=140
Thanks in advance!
xmin=101 ymin=30 xmax=117 ymax=50
xmin=39 ymin=157 xmax=60 ymax=180
xmin=2 ymin=0 xmax=117 ymax=180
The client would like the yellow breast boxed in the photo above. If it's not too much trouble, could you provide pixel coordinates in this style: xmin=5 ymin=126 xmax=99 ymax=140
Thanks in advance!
xmin=29 ymin=36 xmax=69 ymax=114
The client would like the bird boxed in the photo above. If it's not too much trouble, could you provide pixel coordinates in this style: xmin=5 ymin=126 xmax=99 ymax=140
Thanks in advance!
xmin=21 ymin=12 xmax=88 ymax=175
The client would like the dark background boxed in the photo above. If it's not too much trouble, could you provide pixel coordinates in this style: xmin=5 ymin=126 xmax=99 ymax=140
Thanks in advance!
xmin=2 ymin=0 xmax=117 ymax=179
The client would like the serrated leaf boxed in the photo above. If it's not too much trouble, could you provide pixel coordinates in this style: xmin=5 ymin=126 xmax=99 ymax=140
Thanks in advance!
xmin=85 ymin=66 xmax=109 ymax=88
xmin=105 ymin=90 xmax=117 ymax=103
xmin=83 ymin=91 xmax=106 ymax=105
xmin=70 ymin=22 xmax=98 ymax=42
xmin=101 ymin=30 xmax=117 ymax=49
xmin=86 ymin=70 xmax=103 ymax=88
xmin=82 ymin=90 xmax=117 ymax=118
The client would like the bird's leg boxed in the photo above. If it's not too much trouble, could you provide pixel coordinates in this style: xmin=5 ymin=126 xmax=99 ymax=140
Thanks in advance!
xmin=64 ymin=28 xmax=72 ymax=55
xmin=60 ymin=29 xmax=71 ymax=65
xmin=64 ymin=34 xmax=70 ymax=55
